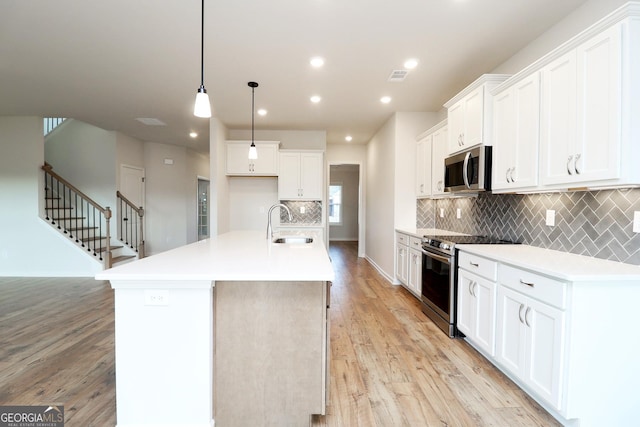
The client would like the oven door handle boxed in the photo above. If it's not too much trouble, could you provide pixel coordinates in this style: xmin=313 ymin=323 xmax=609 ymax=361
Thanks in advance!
xmin=421 ymin=249 xmax=450 ymax=264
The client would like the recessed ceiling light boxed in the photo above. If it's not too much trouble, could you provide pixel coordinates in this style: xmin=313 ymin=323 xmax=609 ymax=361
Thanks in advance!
xmin=310 ymin=57 xmax=325 ymax=67
xmin=404 ymin=58 xmax=418 ymax=69
xmin=345 ymin=135 xmax=353 ymax=142
xmin=257 ymin=109 xmax=267 ymax=116
xmin=310 ymin=95 xmax=322 ymax=103
xmin=380 ymin=96 xmax=392 ymax=104
xmin=189 ymin=132 xmax=198 ymax=138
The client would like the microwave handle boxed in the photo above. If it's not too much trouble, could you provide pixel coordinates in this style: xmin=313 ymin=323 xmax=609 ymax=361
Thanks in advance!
xmin=462 ymin=152 xmax=471 ymax=188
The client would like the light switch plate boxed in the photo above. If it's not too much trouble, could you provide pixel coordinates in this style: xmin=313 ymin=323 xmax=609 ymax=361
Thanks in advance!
xmin=440 ymin=208 xmax=444 ymax=218
xmin=546 ymin=210 xmax=555 ymax=227
xmin=633 ymin=211 xmax=640 ymax=233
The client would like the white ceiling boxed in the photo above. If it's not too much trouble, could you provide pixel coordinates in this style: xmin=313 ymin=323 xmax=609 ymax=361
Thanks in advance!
xmin=0 ymin=0 xmax=589 ymax=153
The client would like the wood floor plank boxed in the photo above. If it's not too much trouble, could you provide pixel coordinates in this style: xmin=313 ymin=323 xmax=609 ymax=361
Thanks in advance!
xmin=1 ymin=242 xmax=560 ymax=426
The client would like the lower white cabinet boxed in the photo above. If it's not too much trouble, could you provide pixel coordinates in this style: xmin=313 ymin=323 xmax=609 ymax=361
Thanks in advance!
xmin=457 ymin=270 xmax=496 ymax=356
xmin=395 ymin=232 xmax=421 ymax=298
xmin=395 ymin=235 xmax=409 ymax=286
xmin=407 ymin=241 xmax=422 ymax=297
xmin=495 ymin=285 xmax=565 ymax=410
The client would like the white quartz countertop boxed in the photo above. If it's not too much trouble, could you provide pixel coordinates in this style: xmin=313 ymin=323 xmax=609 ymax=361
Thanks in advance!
xmin=96 ymin=230 xmax=335 ymax=283
xmin=457 ymin=244 xmax=640 ymax=281
xmin=395 ymin=228 xmax=469 ymax=238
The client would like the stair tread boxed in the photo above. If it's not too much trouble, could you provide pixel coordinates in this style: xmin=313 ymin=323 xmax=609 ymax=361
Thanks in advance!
xmin=112 ymin=255 xmax=136 ymax=264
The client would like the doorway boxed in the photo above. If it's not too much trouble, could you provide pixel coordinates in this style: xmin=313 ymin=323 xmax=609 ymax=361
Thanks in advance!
xmin=329 ymin=163 xmax=363 ymax=257
xmin=120 ymin=164 xmax=145 ymax=238
xmin=197 ymin=178 xmax=210 ymax=240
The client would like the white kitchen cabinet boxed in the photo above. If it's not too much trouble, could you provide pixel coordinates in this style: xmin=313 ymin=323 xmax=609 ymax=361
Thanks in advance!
xmin=431 ymin=124 xmax=448 ymax=196
xmin=540 ymin=24 xmax=622 ymax=188
xmin=415 ymin=133 xmax=432 ymax=197
xmin=279 ymin=151 xmax=323 ymax=200
xmin=457 ymin=251 xmax=498 ymax=356
xmin=444 ymin=74 xmax=510 ymax=156
xmin=407 ymin=237 xmax=423 ymax=297
xmin=496 ymin=284 xmax=565 ymax=410
xmin=491 ymin=73 xmax=540 ymax=192
xmin=395 ymin=233 xmax=409 ymax=286
xmin=226 ymin=141 xmax=279 ymax=176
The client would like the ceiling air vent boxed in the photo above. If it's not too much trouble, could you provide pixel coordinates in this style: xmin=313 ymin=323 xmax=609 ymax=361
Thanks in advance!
xmin=388 ymin=69 xmax=409 ymax=82
xmin=136 ymin=117 xmax=166 ymax=126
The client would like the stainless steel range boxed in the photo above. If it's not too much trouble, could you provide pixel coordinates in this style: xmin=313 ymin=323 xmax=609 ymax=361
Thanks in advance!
xmin=420 ymin=234 xmax=512 ymax=337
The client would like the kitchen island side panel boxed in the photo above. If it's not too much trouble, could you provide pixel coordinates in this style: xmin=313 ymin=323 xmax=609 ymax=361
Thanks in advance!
xmin=214 ymin=281 xmax=327 ymax=426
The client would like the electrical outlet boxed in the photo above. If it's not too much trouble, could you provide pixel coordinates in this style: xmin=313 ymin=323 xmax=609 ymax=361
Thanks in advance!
xmin=300 ymin=206 xmax=306 ymax=214
xmin=440 ymin=208 xmax=444 ymax=218
xmin=144 ymin=290 xmax=169 ymax=306
xmin=456 ymin=208 xmax=461 ymax=219
xmin=634 ymin=211 xmax=640 ymax=233
xmin=546 ymin=210 xmax=555 ymax=227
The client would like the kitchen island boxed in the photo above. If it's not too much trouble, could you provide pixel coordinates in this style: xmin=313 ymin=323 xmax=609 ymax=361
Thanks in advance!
xmin=96 ymin=230 xmax=334 ymax=427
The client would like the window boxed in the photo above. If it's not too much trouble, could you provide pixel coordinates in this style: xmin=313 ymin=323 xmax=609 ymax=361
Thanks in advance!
xmin=329 ymin=184 xmax=342 ymax=224
xmin=197 ymin=178 xmax=210 ymax=240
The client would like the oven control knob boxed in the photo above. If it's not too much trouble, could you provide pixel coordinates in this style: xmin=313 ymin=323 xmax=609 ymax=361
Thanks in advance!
xmin=440 ymin=243 xmax=451 ymax=251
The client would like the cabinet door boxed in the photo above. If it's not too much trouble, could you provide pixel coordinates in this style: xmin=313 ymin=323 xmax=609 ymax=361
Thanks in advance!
xmin=408 ymin=249 xmax=422 ymax=296
xmin=495 ymin=286 xmax=528 ymax=380
xmin=447 ymin=101 xmax=465 ymax=155
xmin=540 ymin=51 xmax=577 ymax=186
xmin=416 ymin=135 xmax=432 ymax=197
xmin=226 ymin=143 xmax=252 ymax=174
xmin=396 ymin=244 xmax=408 ymax=285
xmin=457 ymin=269 xmax=475 ymax=337
xmin=252 ymin=144 xmax=279 ymax=175
xmin=431 ymin=127 xmax=447 ymax=195
xmin=463 ymin=86 xmax=484 ymax=148
xmin=278 ymin=152 xmax=301 ymax=199
xmin=491 ymin=88 xmax=516 ymax=190
xmin=473 ymin=276 xmax=496 ymax=356
xmin=574 ymin=24 xmax=621 ymax=183
xmin=299 ymin=152 xmax=323 ymax=199
xmin=512 ymin=73 xmax=540 ymax=189
xmin=526 ymin=297 xmax=565 ymax=410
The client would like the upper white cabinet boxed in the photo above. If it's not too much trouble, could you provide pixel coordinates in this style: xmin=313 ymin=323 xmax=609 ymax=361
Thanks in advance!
xmin=415 ymin=133 xmax=432 ymax=197
xmin=491 ymin=73 xmax=541 ymax=192
xmin=444 ymin=74 xmax=511 ymax=156
xmin=431 ymin=123 xmax=448 ymax=196
xmin=415 ymin=120 xmax=448 ymax=198
xmin=540 ymin=24 xmax=622 ymax=188
xmin=278 ymin=151 xmax=323 ymax=200
xmin=227 ymin=141 xmax=279 ymax=176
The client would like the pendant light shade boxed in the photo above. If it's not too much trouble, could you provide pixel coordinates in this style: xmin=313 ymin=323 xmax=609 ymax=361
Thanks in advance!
xmin=248 ymin=81 xmax=259 ymax=159
xmin=193 ymin=0 xmax=211 ymax=118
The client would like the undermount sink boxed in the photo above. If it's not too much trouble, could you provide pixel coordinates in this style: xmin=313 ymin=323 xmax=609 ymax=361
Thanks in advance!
xmin=272 ymin=236 xmax=313 ymax=244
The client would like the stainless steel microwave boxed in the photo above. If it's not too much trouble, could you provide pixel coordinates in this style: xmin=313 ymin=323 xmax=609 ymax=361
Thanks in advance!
xmin=444 ymin=146 xmax=492 ymax=193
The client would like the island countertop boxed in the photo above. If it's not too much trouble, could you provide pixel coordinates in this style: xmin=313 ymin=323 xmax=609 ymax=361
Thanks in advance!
xmin=96 ymin=229 xmax=335 ymax=283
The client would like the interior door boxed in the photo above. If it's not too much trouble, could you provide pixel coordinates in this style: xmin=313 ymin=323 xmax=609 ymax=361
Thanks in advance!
xmin=120 ymin=165 xmax=145 ymax=239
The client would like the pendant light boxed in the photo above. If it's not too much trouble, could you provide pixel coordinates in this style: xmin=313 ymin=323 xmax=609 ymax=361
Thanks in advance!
xmin=193 ymin=0 xmax=211 ymax=118
xmin=248 ymin=81 xmax=259 ymax=159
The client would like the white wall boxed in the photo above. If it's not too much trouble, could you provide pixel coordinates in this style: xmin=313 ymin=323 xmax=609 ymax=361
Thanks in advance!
xmin=0 ymin=117 xmax=102 ymax=276
xmin=210 ymin=118 xmax=230 ymax=235
xmin=492 ymin=0 xmax=628 ymax=74
xmin=116 ymin=132 xmax=145 ymax=191
xmin=44 ymin=119 xmax=117 ymax=210
xmin=329 ymin=166 xmax=359 ymax=241
xmin=186 ymin=150 xmax=210 ymax=243
xmin=227 ymin=129 xmax=326 ymax=150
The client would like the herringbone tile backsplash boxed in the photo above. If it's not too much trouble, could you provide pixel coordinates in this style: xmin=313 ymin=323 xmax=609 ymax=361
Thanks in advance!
xmin=280 ymin=200 xmax=323 ymax=224
xmin=417 ymin=189 xmax=640 ymax=264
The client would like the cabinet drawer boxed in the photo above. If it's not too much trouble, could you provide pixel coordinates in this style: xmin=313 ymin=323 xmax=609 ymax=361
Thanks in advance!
xmin=396 ymin=233 xmax=409 ymax=246
xmin=409 ymin=236 xmax=422 ymax=251
xmin=458 ymin=251 xmax=497 ymax=281
xmin=499 ymin=264 xmax=567 ymax=309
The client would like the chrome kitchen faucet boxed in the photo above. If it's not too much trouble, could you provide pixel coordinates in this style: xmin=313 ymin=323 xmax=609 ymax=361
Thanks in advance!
xmin=266 ymin=203 xmax=293 ymax=239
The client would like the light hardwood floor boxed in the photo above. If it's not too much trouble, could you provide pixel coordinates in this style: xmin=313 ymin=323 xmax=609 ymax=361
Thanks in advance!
xmin=0 ymin=242 xmax=559 ymax=426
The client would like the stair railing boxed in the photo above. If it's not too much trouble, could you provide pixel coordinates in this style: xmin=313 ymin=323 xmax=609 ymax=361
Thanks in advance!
xmin=116 ymin=191 xmax=145 ymax=258
xmin=42 ymin=164 xmax=113 ymax=268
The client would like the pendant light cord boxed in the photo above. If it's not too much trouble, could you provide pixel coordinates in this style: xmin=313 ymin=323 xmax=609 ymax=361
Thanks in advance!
xmin=251 ymin=85 xmax=255 ymax=144
xmin=200 ymin=0 xmax=205 ymax=87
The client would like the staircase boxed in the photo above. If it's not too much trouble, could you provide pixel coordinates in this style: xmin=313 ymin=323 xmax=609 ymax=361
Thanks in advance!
xmin=42 ymin=164 xmax=143 ymax=269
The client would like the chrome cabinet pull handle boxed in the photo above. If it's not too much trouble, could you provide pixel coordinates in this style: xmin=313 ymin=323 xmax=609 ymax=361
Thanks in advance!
xmin=567 ymin=155 xmax=574 ymax=175
xmin=469 ymin=261 xmax=479 ymax=267
xmin=506 ymin=168 xmax=511 ymax=182
xmin=519 ymin=279 xmax=535 ymax=288
xmin=525 ymin=307 xmax=531 ymax=327
xmin=518 ymin=304 xmax=525 ymax=324
xmin=575 ymin=153 xmax=581 ymax=174
xmin=469 ymin=281 xmax=473 ymax=295
xmin=510 ymin=167 xmax=515 ymax=183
